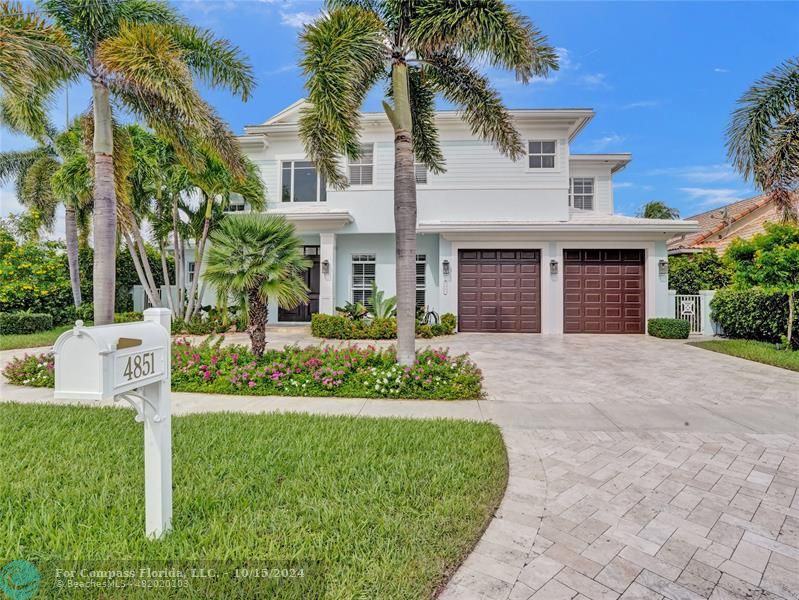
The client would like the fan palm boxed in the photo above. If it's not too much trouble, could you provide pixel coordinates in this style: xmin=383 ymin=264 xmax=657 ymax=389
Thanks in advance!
xmin=2 ymin=0 xmax=255 ymax=324
xmin=299 ymin=0 xmax=558 ymax=365
xmin=204 ymin=214 xmax=310 ymax=357
xmin=727 ymin=57 xmax=799 ymax=223
xmin=638 ymin=201 xmax=680 ymax=220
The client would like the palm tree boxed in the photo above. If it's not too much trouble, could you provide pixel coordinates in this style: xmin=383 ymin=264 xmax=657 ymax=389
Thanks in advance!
xmin=0 ymin=122 xmax=91 ymax=306
xmin=638 ymin=201 xmax=680 ymax=220
xmin=299 ymin=1 xmax=558 ymax=365
xmin=727 ymin=57 xmax=799 ymax=223
xmin=3 ymin=0 xmax=255 ymax=324
xmin=204 ymin=214 xmax=310 ymax=357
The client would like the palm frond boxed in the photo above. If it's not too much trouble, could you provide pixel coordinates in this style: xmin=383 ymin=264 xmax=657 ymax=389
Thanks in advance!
xmin=726 ymin=58 xmax=799 ymax=186
xmin=426 ymin=50 xmax=524 ymax=159
xmin=20 ymin=155 xmax=59 ymax=230
xmin=299 ymin=6 xmax=387 ymax=188
xmin=164 ymin=23 xmax=255 ymax=101
xmin=1 ymin=0 xmax=79 ymax=96
xmin=410 ymin=0 xmax=558 ymax=82
xmin=0 ymin=147 xmax=53 ymax=185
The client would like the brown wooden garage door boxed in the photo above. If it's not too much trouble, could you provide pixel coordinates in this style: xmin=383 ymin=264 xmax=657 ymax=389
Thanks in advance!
xmin=563 ymin=249 xmax=645 ymax=333
xmin=458 ymin=250 xmax=540 ymax=332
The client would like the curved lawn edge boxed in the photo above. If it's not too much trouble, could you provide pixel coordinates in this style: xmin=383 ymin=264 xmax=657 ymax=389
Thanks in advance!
xmin=434 ymin=427 xmax=510 ymax=598
xmin=1 ymin=402 xmax=508 ymax=598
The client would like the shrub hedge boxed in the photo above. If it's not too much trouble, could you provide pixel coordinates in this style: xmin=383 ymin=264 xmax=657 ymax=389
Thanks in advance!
xmin=711 ymin=287 xmax=798 ymax=345
xmin=311 ymin=313 xmax=457 ymax=339
xmin=647 ymin=318 xmax=690 ymax=339
xmin=0 ymin=312 xmax=53 ymax=335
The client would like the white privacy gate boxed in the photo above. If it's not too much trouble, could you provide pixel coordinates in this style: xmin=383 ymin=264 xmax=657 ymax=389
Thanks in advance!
xmin=674 ymin=294 xmax=703 ymax=334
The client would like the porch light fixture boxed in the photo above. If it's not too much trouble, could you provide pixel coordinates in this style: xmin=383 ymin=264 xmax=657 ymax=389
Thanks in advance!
xmin=442 ymin=260 xmax=450 ymax=276
xmin=321 ymin=259 xmax=330 ymax=274
xmin=658 ymin=259 xmax=668 ymax=275
xmin=549 ymin=259 xmax=558 ymax=275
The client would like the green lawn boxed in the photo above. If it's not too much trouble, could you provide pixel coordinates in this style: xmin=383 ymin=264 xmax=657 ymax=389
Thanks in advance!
xmin=689 ymin=339 xmax=799 ymax=372
xmin=0 ymin=324 xmax=74 ymax=351
xmin=0 ymin=403 xmax=507 ymax=599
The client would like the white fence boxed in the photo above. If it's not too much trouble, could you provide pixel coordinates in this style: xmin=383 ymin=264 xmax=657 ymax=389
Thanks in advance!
xmin=669 ymin=290 xmax=717 ymax=336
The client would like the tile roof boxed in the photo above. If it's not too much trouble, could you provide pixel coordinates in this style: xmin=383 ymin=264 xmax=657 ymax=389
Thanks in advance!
xmin=667 ymin=193 xmax=795 ymax=252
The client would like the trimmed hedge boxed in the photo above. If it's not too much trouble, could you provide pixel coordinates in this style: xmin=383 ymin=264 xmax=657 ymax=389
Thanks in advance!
xmin=311 ymin=313 xmax=457 ymax=340
xmin=0 ymin=312 xmax=53 ymax=335
xmin=648 ymin=318 xmax=690 ymax=339
xmin=711 ymin=287 xmax=798 ymax=345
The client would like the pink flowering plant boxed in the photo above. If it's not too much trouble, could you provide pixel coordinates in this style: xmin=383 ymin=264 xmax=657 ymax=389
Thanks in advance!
xmin=170 ymin=336 xmax=482 ymax=399
xmin=4 ymin=337 xmax=482 ymax=400
xmin=3 ymin=352 xmax=54 ymax=387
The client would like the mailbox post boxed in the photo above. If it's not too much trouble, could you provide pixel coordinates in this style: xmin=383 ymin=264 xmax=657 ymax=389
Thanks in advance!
xmin=53 ymin=307 xmax=173 ymax=539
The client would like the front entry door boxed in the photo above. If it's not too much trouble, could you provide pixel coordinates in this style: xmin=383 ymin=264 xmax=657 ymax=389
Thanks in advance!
xmin=279 ymin=246 xmax=320 ymax=322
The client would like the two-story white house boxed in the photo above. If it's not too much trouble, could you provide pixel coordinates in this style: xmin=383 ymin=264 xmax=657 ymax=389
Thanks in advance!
xmin=194 ymin=99 xmax=697 ymax=334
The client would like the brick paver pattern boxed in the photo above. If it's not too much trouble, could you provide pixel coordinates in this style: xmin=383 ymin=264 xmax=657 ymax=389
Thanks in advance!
xmin=442 ymin=430 xmax=799 ymax=600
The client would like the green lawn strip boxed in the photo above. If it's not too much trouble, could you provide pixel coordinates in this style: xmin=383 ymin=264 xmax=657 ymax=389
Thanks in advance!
xmin=0 ymin=403 xmax=507 ymax=599
xmin=688 ymin=339 xmax=799 ymax=372
xmin=0 ymin=324 xmax=74 ymax=351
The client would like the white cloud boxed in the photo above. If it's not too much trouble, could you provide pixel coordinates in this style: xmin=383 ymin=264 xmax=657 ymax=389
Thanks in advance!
xmin=680 ymin=187 xmax=748 ymax=208
xmin=648 ymin=164 xmax=738 ymax=183
xmin=622 ymin=100 xmax=662 ymax=110
xmin=613 ymin=182 xmax=634 ymax=189
xmin=714 ymin=67 xmax=730 ymax=73
xmin=579 ymin=73 xmax=610 ymax=89
xmin=555 ymin=47 xmax=578 ymax=71
xmin=264 ymin=64 xmax=298 ymax=77
xmin=584 ymin=133 xmax=625 ymax=151
xmin=280 ymin=11 xmax=319 ymax=28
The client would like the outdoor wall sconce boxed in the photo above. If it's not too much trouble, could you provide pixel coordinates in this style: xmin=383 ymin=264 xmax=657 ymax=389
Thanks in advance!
xmin=550 ymin=259 xmax=559 ymax=275
xmin=321 ymin=259 xmax=330 ymax=274
xmin=658 ymin=259 xmax=668 ymax=276
xmin=442 ymin=260 xmax=450 ymax=276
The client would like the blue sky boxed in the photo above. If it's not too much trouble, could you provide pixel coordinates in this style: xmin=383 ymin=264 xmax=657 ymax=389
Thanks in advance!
xmin=2 ymin=0 xmax=797 ymax=235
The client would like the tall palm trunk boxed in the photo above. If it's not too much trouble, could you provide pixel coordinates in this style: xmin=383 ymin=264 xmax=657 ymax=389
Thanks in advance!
xmin=248 ymin=288 xmax=268 ymax=358
xmin=159 ymin=240 xmax=174 ymax=311
xmin=91 ymin=78 xmax=116 ymax=325
xmin=385 ymin=62 xmax=417 ymax=366
xmin=172 ymin=192 xmax=184 ymax=314
xmin=64 ymin=204 xmax=81 ymax=307
xmin=184 ymin=192 xmax=213 ymax=318
xmin=788 ymin=291 xmax=795 ymax=350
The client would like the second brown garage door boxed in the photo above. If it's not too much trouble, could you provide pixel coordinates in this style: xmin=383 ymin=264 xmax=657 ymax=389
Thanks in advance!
xmin=458 ymin=250 xmax=540 ymax=332
xmin=563 ymin=249 xmax=645 ymax=333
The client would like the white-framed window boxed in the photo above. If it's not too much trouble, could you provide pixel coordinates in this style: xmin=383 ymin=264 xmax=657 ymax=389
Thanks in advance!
xmin=224 ymin=193 xmax=246 ymax=212
xmin=352 ymin=254 xmax=376 ymax=305
xmin=416 ymin=254 xmax=426 ymax=310
xmin=414 ymin=163 xmax=428 ymax=185
xmin=187 ymin=261 xmax=195 ymax=284
xmin=348 ymin=144 xmax=374 ymax=185
xmin=569 ymin=177 xmax=594 ymax=210
xmin=528 ymin=140 xmax=556 ymax=169
xmin=281 ymin=160 xmax=327 ymax=202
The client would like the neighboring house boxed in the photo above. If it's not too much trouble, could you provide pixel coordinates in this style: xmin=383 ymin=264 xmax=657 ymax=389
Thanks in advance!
xmin=668 ymin=193 xmax=791 ymax=256
xmin=190 ymin=99 xmax=697 ymax=334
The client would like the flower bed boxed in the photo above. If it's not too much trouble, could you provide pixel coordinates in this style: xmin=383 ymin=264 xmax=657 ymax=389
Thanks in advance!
xmin=3 ymin=338 xmax=483 ymax=400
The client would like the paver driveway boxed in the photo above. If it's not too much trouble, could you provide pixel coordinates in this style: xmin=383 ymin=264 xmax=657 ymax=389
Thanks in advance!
xmin=439 ymin=334 xmax=799 ymax=600
xmin=3 ymin=331 xmax=798 ymax=599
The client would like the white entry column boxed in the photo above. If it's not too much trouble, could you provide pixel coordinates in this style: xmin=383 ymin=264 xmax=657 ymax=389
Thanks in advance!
xmin=319 ymin=233 xmax=336 ymax=314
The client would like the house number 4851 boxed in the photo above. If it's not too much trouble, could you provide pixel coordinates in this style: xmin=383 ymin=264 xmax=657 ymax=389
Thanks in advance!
xmin=123 ymin=352 xmax=155 ymax=381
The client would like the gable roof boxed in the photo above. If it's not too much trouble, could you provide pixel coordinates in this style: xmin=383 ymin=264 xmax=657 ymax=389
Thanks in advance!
xmin=667 ymin=193 xmax=793 ymax=253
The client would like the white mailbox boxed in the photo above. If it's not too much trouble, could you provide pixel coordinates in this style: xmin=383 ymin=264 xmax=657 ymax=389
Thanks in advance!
xmin=54 ymin=319 xmax=169 ymax=401
xmin=53 ymin=308 xmax=173 ymax=539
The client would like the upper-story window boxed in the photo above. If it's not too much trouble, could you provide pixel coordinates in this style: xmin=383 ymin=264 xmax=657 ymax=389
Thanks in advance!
xmin=569 ymin=177 xmax=594 ymax=210
xmin=528 ymin=141 xmax=556 ymax=169
xmin=414 ymin=163 xmax=427 ymax=185
xmin=281 ymin=160 xmax=327 ymax=202
xmin=349 ymin=144 xmax=374 ymax=185
xmin=224 ymin=193 xmax=246 ymax=212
